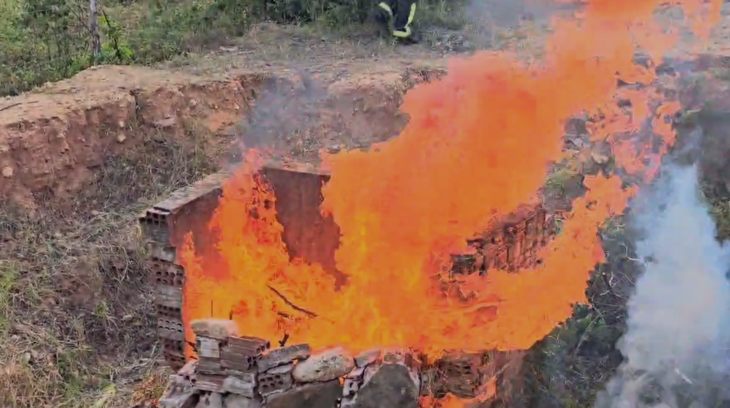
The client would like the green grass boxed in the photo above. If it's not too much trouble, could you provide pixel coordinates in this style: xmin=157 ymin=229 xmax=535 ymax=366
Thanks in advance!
xmin=0 ymin=261 xmax=16 ymax=337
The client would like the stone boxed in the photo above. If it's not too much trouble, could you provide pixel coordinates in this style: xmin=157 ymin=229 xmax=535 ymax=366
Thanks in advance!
xmin=223 ymin=395 xmax=261 ymax=408
xmin=190 ymin=319 xmax=239 ymax=340
xmin=590 ymin=151 xmax=610 ymax=164
xmin=292 ymin=347 xmax=355 ymax=383
xmin=354 ymin=349 xmax=380 ymax=368
xmin=222 ymin=375 xmax=256 ymax=398
xmin=116 ymin=133 xmax=127 ymax=143
xmin=178 ymin=360 xmax=198 ymax=378
xmin=159 ymin=374 xmax=198 ymax=408
xmin=2 ymin=166 xmax=13 ymax=178
xmin=196 ymin=392 xmax=223 ymax=408
xmin=347 ymin=364 xmax=419 ymax=408
xmin=265 ymin=381 xmax=343 ymax=408
xmin=257 ymin=344 xmax=310 ymax=372
xmin=342 ymin=366 xmax=366 ymax=398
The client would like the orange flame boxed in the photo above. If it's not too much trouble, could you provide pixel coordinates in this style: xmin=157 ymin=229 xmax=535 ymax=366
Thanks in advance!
xmin=181 ymin=151 xmax=337 ymax=358
xmin=178 ymin=0 xmax=721 ymax=402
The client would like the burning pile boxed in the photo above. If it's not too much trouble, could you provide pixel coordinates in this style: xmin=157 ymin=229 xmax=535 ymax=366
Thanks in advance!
xmin=166 ymin=0 xmax=724 ymax=407
xmin=160 ymin=318 xmax=426 ymax=408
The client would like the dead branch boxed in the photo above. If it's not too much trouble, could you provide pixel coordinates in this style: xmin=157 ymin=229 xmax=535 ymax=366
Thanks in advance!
xmin=266 ymin=284 xmax=318 ymax=318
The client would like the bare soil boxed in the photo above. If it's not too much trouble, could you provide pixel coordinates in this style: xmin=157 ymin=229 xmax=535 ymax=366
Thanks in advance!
xmin=0 ymin=24 xmax=450 ymax=209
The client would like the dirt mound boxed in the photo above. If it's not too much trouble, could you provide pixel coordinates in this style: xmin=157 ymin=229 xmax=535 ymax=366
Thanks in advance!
xmin=0 ymin=65 xmax=253 ymax=206
xmin=0 ymin=58 xmax=446 ymax=210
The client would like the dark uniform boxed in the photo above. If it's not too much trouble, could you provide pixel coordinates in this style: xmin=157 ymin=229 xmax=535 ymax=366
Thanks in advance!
xmin=375 ymin=0 xmax=418 ymax=42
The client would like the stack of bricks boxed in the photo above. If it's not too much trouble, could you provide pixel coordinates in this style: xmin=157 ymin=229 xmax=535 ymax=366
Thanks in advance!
xmin=157 ymin=318 xmax=525 ymax=408
xmin=451 ymin=204 xmax=556 ymax=276
xmin=156 ymin=319 xmax=417 ymax=408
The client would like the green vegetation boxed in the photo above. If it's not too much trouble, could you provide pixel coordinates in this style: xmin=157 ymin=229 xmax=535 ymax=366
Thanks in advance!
xmin=0 ymin=0 xmax=465 ymax=96
xmin=522 ymin=217 xmax=632 ymax=408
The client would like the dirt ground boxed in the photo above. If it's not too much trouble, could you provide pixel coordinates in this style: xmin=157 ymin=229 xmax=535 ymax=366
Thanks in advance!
xmin=0 ymin=25 xmax=447 ymax=208
xmin=2 ymin=5 xmax=730 ymax=408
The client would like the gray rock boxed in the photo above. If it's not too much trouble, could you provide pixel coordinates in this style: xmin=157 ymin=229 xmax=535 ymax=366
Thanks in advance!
xmin=292 ymin=347 xmax=355 ymax=383
xmin=354 ymin=349 xmax=380 ymax=368
xmin=348 ymin=364 xmax=419 ymax=408
xmin=222 ymin=375 xmax=255 ymax=398
xmin=223 ymin=395 xmax=261 ymax=408
xmin=196 ymin=392 xmax=224 ymax=408
xmin=159 ymin=374 xmax=198 ymax=408
xmin=258 ymin=344 xmax=311 ymax=372
xmin=266 ymin=381 xmax=343 ymax=408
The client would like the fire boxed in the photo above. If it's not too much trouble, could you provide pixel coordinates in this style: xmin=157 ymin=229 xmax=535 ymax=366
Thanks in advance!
xmin=181 ymin=152 xmax=338 ymax=357
xmin=179 ymin=0 xmax=721 ymax=397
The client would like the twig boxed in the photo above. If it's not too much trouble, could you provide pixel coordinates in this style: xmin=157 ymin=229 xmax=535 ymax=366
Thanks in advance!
xmin=601 ymin=269 xmax=619 ymax=298
xmin=572 ymin=314 xmax=598 ymax=359
xmin=266 ymin=284 xmax=318 ymax=318
xmin=0 ymin=103 xmax=21 ymax=113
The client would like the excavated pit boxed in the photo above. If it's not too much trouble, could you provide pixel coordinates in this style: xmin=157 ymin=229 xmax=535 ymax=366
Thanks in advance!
xmin=140 ymin=161 xmax=557 ymax=408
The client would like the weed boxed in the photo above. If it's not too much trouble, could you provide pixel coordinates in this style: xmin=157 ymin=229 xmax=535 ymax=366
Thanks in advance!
xmin=545 ymin=165 xmax=581 ymax=199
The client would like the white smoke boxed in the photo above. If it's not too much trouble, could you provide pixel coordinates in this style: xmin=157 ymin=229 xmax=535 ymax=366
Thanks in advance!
xmin=596 ymin=165 xmax=730 ymax=408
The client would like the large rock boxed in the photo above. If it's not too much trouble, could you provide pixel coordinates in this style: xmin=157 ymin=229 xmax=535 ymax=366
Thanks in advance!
xmin=265 ymin=381 xmax=343 ymax=408
xmin=347 ymin=364 xmax=419 ymax=408
xmin=292 ymin=347 xmax=355 ymax=383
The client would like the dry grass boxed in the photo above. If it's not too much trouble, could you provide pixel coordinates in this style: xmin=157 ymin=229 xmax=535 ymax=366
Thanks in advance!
xmin=0 ymin=120 xmax=220 ymax=408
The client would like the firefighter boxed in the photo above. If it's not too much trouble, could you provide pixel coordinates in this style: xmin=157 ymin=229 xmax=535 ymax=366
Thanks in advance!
xmin=374 ymin=0 xmax=418 ymax=43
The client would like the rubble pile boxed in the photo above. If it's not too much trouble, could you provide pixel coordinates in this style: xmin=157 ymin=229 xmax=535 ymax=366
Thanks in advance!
xmin=158 ymin=319 xmax=422 ymax=408
xmin=142 ymin=166 xmax=546 ymax=407
xmin=158 ymin=319 xmax=515 ymax=408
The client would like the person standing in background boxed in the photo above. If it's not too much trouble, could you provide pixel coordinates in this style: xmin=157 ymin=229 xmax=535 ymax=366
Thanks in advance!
xmin=374 ymin=0 xmax=419 ymax=43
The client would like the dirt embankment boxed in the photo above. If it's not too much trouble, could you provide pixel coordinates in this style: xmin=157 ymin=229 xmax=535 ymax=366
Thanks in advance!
xmin=0 ymin=59 xmax=444 ymax=210
xmin=0 ymin=65 xmax=255 ymax=207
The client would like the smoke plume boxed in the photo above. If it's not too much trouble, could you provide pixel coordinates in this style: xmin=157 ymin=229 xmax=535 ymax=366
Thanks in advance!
xmin=596 ymin=164 xmax=730 ymax=408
